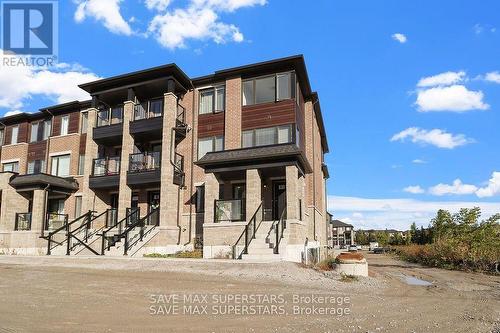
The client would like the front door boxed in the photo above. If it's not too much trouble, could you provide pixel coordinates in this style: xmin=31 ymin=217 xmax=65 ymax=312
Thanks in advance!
xmin=148 ymin=191 xmax=160 ymax=226
xmin=129 ymin=193 xmax=140 ymax=225
xmin=272 ymin=181 xmax=287 ymax=220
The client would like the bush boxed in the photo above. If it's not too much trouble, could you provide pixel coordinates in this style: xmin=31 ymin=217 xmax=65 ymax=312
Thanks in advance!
xmin=339 ymin=272 xmax=358 ymax=282
xmin=316 ymin=257 xmax=336 ymax=271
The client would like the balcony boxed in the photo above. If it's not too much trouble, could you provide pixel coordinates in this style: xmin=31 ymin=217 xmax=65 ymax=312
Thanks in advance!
xmin=45 ymin=213 xmax=68 ymax=231
xmin=130 ymin=100 xmax=164 ymax=141
xmin=89 ymin=157 xmax=121 ymax=189
xmin=127 ymin=152 xmax=161 ymax=188
xmin=173 ymin=152 xmax=184 ymax=186
xmin=214 ymin=199 xmax=245 ymax=223
xmin=15 ymin=213 xmax=32 ymax=231
xmin=174 ymin=105 xmax=187 ymax=144
xmin=93 ymin=107 xmax=124 ymax=145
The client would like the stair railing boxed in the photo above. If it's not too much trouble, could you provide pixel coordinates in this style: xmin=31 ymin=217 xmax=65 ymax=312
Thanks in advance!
xmin=232 ymin=202 xmax=263 ymax=259
xmin=121 ymin=208 xmax=159 ymax=255
xmin=274 ymin=209 xmax=287 ymax=254
xmin=99 ymin=208 xmax=138 ymax=255
xmin=66 ymin=210 xmax=108 ymax=255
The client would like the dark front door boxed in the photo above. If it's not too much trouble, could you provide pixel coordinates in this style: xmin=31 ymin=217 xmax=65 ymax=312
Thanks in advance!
xmin=148 ymin=191 xmax=160 ymax=226
xmin=272 ymin=181 xmax=287 ymax=220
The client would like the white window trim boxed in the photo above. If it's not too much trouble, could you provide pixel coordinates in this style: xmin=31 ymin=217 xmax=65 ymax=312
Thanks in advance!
xmin=49 ymin=151 xmax=72 ymax=157
xmin=1 ymin=158 xmax=20 ymax=164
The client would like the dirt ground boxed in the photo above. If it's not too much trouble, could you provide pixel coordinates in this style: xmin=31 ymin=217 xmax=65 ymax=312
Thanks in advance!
xmin=0 ymin=253 xmax=498 ymax=333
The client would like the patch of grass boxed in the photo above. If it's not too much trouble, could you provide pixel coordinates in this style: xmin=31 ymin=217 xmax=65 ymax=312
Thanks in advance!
xmin=339 ymin=272 xmax=358 ymax=283
xmin=143 ymin=250 xmax=203 ymax=259
xmin=315 ymin=257 xmax=336 ymax=271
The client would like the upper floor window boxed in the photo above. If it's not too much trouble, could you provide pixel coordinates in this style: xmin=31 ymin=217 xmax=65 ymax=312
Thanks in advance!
xmin=242 ymin=125 xmax=293 ymax=148
xmin=11 ymin=125 xmax=19 ymax=144
xmin=3 ymin=161 xmax=19 ymax=173
xmin=199 ymin=85 xmax=225 ymax=114
xmin=30 ymin=122 xmax=39 ymax=143
xmin=80 ymin=112 xmax=88 ymax=133
xmin=51 ymin=154 xmax=70 ymax=177
xmin=198 ymin=136 xmax=224 ymax=159
xmin=78 ymin=154 xmax=85 ymax=175
xmin=242 ymin=72 xmax=295 ymax=106
xmin=30 ymin=120 xmax=51 ymax=142
xmin=0 ymin=128 xmax=4 ymax=146
xmin=97 ymin=105 xmax=123 ymax=127
xmin=27 ymin=160 xmax=45 ymax=174
xmin=60 ymin=115 xmax=69 ymax=136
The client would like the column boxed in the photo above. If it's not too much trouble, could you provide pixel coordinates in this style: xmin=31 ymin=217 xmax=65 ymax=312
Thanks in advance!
xmin=286 ymin=165 xmax=299 ymax=221
xmin=245 ymin=169 xmax=261 ymax=220
xmin=117 ymin=101 xmax=134 ymax=221
xmin=204 ymin=173 xmax=219 ymax=224
xmin=31 ymin=189 xmax=46 ymax=234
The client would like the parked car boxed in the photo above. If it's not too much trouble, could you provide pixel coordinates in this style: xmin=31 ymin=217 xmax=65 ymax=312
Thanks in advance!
xmin=369 ymin=242 xmax=379 ymax=251
xmin=373 ymin=247 xmax=390 ymax=254
xmin=348 ymin=245 xmax=358 ymax=252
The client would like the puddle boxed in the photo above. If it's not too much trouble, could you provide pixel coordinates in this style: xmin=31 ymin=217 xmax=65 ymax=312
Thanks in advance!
xmin=402 ymin=275 xmax=432 ymax=286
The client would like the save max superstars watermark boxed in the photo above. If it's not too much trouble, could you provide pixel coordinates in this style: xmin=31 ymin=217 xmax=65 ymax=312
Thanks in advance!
xmin=1 ymin=0 xmax=58 ymax=67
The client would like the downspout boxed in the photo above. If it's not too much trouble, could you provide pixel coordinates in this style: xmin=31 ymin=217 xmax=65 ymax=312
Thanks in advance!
xmin=185 ymin=88 xmax=195 ymax=247
xmin=0 ymin=121 xmax=6 ymax=162
xmin=311 ymin=100 xmax=319 ymax=242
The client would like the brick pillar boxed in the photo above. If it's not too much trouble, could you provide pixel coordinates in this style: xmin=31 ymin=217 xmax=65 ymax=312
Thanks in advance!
xmin=31 ymin=189 xmax=46 ymax=233
xmin=224 ymin=77 xmax=242 ymax=150
xmin=204 ymin=173 xmax=219 ymax=224
xmin=117 ymin=101 xmax=134 ymax=221
xmin=286 ymin=165 xmax=299 ymax=221
xmin=81 ymin=108 xmax=98 ymax=213
xmin=160 ymin=92 xmax=179 ymax=229
xmin=245 ymin=169 xmax=261 ymax=220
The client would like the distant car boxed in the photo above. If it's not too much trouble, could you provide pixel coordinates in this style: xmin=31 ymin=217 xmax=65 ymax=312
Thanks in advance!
xmin=373 ymin=247 xmax=389 ymax=254
xmin=348 ymin=245 xmax=358 ymax=252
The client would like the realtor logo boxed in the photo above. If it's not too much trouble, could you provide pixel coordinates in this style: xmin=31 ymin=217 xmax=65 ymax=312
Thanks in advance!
xmin=1 ymin=0 xmax=58 ymax=62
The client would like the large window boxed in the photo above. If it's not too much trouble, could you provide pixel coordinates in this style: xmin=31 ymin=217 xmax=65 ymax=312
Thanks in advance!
xmin=198 ymin=136 xmax=224 ymax=159
xmin=30 ymin=122 xmax=39 ymax=143
xmin=242 ymin=125 xmax=293 ymax=148
xmin=3 ymin=161 xmax=19 ymax=173
xmin=195 ymin=186 xmax=205 ymax=213
xmin=78 ymin=154 xmax=85 ymax=175
xmin=29 ymin=120 xmax=51 ymax=142
xmin=60 ymin=115 xmax=69 ymax=135
xmin=242 ymin=72 xmax=295 ymax=106
xmin=80 ymin=112 xmax=88 ymax=133
xmin=27 ymin=160 xmax=45 ymax=174
xmin=11 ymin=125 xmax=19 ymax=144
xmin=199 ymin=85 xmax=225 ymax=114
xmin=51 ymin=154 xmax=71 ymax=177
xmin=43 ymin=120 xmax=51 ymax=140
xmin=0 ymin=128 xmax=4 ymax=145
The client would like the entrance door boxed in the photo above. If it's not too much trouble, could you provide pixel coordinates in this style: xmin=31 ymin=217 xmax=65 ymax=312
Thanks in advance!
xmin=108 ymin=194 xmax=119 ymax=226
xmin=272 ymin=181 xmax=287 ymax=220
xmin=47 ymin=198 xmax=65 ymax=230
xmin=129 ymin=193 xmax=140 ymax=225
xmin=148 ymin=191 xmax=160 ymax=226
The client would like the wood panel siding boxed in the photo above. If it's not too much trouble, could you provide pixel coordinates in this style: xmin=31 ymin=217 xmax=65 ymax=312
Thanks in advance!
xmin=79 ymin=134 xmax=87 ymax=154
xmin=18 ymin=123 xmax=28 ymax=143
xmin=198 ymin=112 xmax=225 ymax=138
xmin=52 ymin=115 xmax=61 ymax=136
xmin=242 ymin=99 xmax=296 ymax=131
xmin=69 ymin=112 xmax=80 ymax=134
xmin=4 ymin=126 xmax=12 ymax=145
xmin=27 ymin=141 xmax=47 ymax=161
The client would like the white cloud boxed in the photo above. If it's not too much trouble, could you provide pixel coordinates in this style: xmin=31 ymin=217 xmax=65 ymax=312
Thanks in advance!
xmin=192 ymin=0 xmax=267 ymax=12
xmin=74 ymin=0 xmax=132 ymax=36
xmin=416 ymin=85 xmax=489 ymax=112
xmin=417 ymin=71 xmax=466 ymax=88
xmin=484 ymin=71 xmax=500 ymax=84
xmin=0 ymin=53 xmax=100 ymax=110
xmin=352 ymin=212 xmax=364 ymax=218
xmin=329 ymin=195 xmax=500 ymax=230
xmin=404 ymin=186 xmax=425 ymax=194
xmin=391 ymin=33 xmax=407 ymax=43
xmin=428 ymin=179 xmax=478 ymax=196
xmin=412 ymin=159 xmax=427 ymax=164
xmin=391 ymin=127 xmax=473 ymax=149
xmin=145 ymin=0 xmax=171 ymax=11
xmin=476 ymin=172 xmax=500 ymax=198
xmin=3 ymin=110 xmax=24 ymax=117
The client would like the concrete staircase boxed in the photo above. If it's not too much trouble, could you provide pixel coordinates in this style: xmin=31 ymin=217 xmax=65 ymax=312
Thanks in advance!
xmin=241 ymin=221 xmax=284 ymax=262
xmin=103 ymin=225 xmax=159 ymax=257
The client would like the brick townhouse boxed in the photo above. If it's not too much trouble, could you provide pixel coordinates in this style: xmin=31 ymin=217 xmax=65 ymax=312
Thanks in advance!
xmin=0 ymin=55 xmax=329 ymax=262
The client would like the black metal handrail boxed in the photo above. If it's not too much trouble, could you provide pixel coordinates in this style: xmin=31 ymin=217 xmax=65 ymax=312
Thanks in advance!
xmin=176 ymin=104 xmax=186 ymax=127
xmin=42 ymin=211 xmax=93 ymax=255
xmin=214 ymin=199 xmax=245 ymax=223
xmin=45 ymin=213 xmax=68 ymax=232
xmin=99 ymin=208 xmax=137 ymax=255
xmin=274 ymin=208 xmax=287 ymax=254
xmin=232 ymin=202 xmax=263 ymax=259
xmin=15 ymin=213 xmax=32 ymax=231
xmin=92 ymin=157 xmax=121 ymax=176
xmin=129 ymin=152 xmax=161 ymax=172
xmin=66 ymin=210 xmax=107 ymax=256
xmin=121 ymin=208 xmax=159 ymax=255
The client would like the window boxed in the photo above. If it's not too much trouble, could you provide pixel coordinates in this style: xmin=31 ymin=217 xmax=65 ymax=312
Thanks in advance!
xmin=110 ymin=106 xmax=123 ymax=124
xmin=242 ymin=72 xmax=295 ymax=106
xmin=3 ymin=162 xmax=19 ymax=173
xmin=0 ymin=128 xmax=5 ymax=146
xmin=195 ymin=186 xmax=205 ymax=213
xmin=198 ymin=136 xmax=224 ymax=159
xmin=242 ymin=125 xmax=293 ymax=148
xmin=74 ymin=196 xmax=83 ymax=218
xmin=27 ymin=160 xmax=45 ymax=174
xmin=78 ymin=154 xmax=85 ymax=175
xmin=80 ymin=112 xmax=88 ymax=133
xmin=60 ymin=115 xmax=69 ymax=135
xmin=11 ymin=125 xmax=19 ymax=144
xmin=43 ymin=120 xmax=51 ymax=140
xmin=149 ymin=99 xmax=163 ymax=117
xmin=199 ymin=85 xmax=225 ymax=114
xmin=51 ymin=154 xmax=70 ymax=177
xmin=30 ymin=122 xmax=39 ymax=143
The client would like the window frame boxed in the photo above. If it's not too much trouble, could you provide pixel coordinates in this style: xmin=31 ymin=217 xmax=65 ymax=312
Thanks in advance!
xmin=80 ymin=112 xmax=88 ymax=133
xmin=51 ymin=154 xmax=71 ymax=177
xmin=60 ymin=115 xmax=69 ymax=136
xmin=241 ymin=125 xmax=294 ymax=148
xmin=199 ymin=85 xmax=226 ymax=115
xmin=3 ymin=161 xmax=19 ymax=173
xmin=195 ymin=185 xmax=205 ymax=213
xmin=30 ymin=122 xmax=39 ymax=143
xmin=197 ymin=135 xmax=224 ymax=159
xmin=10 ymin=125 xmax=19 ymax=144
xmin=242 ymin=71 xmax=295 ymax=106
xmin=0 ymin=128 xmax=4 ymax=146
xmin=77 ymin=154 xmax=85 ymax=175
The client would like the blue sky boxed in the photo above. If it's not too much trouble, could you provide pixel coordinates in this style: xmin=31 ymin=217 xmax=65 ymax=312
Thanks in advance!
xmin=1 ymin=0 xmax=499 ymax=230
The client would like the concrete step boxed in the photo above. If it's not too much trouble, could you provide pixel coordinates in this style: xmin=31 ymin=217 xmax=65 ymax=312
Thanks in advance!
xmin=240 ymin=253 xmax=282 ymax=262
xmin=246 ymin=247 xmax=275 ymax=255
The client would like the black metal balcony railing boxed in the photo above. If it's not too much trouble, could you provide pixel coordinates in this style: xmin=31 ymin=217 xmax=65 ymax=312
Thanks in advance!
xmin=176 ymin=104 xmax=186 ymax=127
xmin=15 ymin=213 xmax=32 ymax=231
xmin=45 ymin=213 xmax=68 ymax=231
xmin=134 ymin=100 xmax=163 ymax=121
xmin=96 ymin=107 xmax=124 ymax=127
xmin=214 ymin=199 xmax=245 ymax=223
xmin=92 ymin=157 xmax=121 ymax=176
xmin=129 ymin=152 xmax=161 ymax=172
xmin=174 ymin=152 xmax=184 ymax=173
